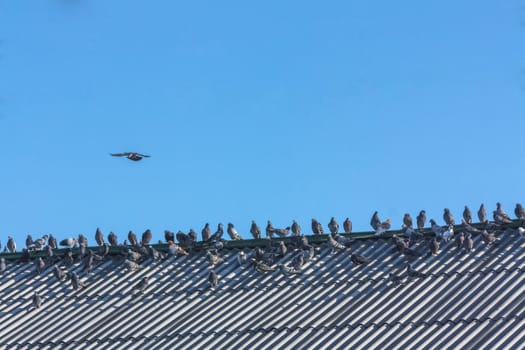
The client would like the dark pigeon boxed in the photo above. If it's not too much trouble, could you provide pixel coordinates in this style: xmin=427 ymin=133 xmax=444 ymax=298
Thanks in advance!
xmin=370 ymin=212 xmax=381 ymax=231
xmin=164 ymin=230 xmax=175 ymax=243
xmin=208 ymin=270 xmax=218 ymax=289
xmin=443 ymin=208 xmax=455 ymax=226
xmin=406 ymin=264 xmax=426 ymax=279
xmin=291 ymin=220 xmax=301 ymax=236
xmin=134 ymin=276 xmax=150 ymax=294
xmin=33 ymin=292 xmax=42 ymax=309
xmin=108 ymin=232 xmax=118 ymax=246
xmin=250 ymin=221 xmax=261 ymax=239
xmin=141 ymin=229 xmax=152 ymax=245
xmin=514 ymin=203 xmax=525 ymax=220
xmin=53 ymin=265 xmax=66 ymax=281
xmin=95 ymin=228 xmax=105 ymax=246
xmin=478 ymin=204 xmax=487 ymax=224
xmin=227 ymin=223 xmax=243 ymax=240
xmin=351 ymin=253 xmax=371 ymax=266
xmin=69 ymin=271 xmax=85 ymax=291
xmin=128 ymin=231 xmax=138 ymax=246
xmin=202 ymin=223 xmax=211 ymax=242
xmin=265 ymin=221 xmax=275 ymax=239
xmin=48 ymin=234 xmax=58 ymax=250
xmin=416 ymin=210 xmax=427 ymax=231
xmin=402 ymin=214 xmax=413 ymax=229
xmin=463 ymin=206 xmax=473 ymax=224
xmin=211 ymin=224 xmax=224 ymax=241
xmin=7 ymin=236 xmax=16 ymax=253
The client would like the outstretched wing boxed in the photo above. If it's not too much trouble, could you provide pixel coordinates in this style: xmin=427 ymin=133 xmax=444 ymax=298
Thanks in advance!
xmin=110 ymin=153 xmax=130 ymax=157
xmin=136 ymin=153 xmax=151 ymax=158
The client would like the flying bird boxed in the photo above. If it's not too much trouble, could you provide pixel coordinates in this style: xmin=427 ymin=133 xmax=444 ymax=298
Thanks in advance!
xmin=110 ymin=152 xmax=150 ymax=161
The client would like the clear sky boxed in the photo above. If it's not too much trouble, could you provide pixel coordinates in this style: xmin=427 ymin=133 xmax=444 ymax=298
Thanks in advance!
xmin=1 ymin=1 xmax=524 ymax=246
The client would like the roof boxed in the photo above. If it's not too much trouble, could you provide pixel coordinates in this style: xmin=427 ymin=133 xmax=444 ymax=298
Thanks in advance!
xmin=0 ymin=223 xmax=523 ymax=350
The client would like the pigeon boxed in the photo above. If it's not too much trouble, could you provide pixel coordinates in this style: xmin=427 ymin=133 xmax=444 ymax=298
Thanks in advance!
xmin=123 ymin=259 xmax=140 ymax=271
xmin=59 ymin=238 xmax=77 ymax=248
xmin=134 ymin=276 xmax=150 ymax=294
xmin=402 ymin=214 xmax=413 ymax=229
xmin=211 ymin=224 xmax=224 ymax=241
xmin=291 ymin=220 xmax=301 ymax=236
xmin=35 ymin=257 xmax=46 ymax=275
xmin=110 ymin=152 xmax=150 ymax=161
xmin=430 ymin=219 xmax=443 ymax=236
xmin=0 ymin=258 xmax=6 ymax=273
xmin=370 ymin=212 xmax=381 ymax=231
xmin=77 ymin=234 xmax=88 ymax=247
xmin=265 ymin=221 xmax=275 ymax=239
xmin=250 ymin=221 xmax=261 ymax=239
xmin=464 ymin=232 xmax=474 ymax=252
xmin=237 ymin=251 xmax=247 ymax=266
xmin=62 ymin=249 xmax=75 ymax=266
xmin=94 ymin=228 xmax=104 ymax=246
xmin=440 ymin=225 xmax=454 ymax=241
xmin=327 ymin=234 xmax=346 ymax=251
xmin=496 ymin=202 xmax=511 ymax=220
xmin=26 ymin=235 xmax=34 ymax=249
xmin=33 ymin=235 xmax=48 ymax=250
xmin=493 ymin=211 xmax=513 ymax=225
xmin=328 ymin=217 xmax=339 ymax=234
xmin=351 ymin=253 xmax=371 ymax=265
xmin=463 ymin=206 xmax=473 ymax=224
xmin=311 ymin=219 xmax=324 ymax=235
xmin=48 ymin=234 xmax=58 ymax=250
xmin=227 ymin=223 xmax=243 ymax=240
xmin=108 ymin=232 xmax=118 ymax=247
xmin=478 ymin=204 xmax=487 ymax=224
xmin=332 ymin=232 xmax=355 ymax=247
xmin=443 ymin=208 xmax=455 ymax=226
xmin=278 ymin=264 xmax=302 ymax=275
xmin=167 ymin=241 xmax=189 ymax=256
xmin=515 ymin=204 xmax=525 ymax=220
xmin=164 ymin=230 xmax=175 ymax=243
xmin=141 ymin=229 xmax=152 ymax=245
xmin=188 ymin=229 xmax=197 ymax=243
xmin=208 ymin=270 xmax=218 ymax=289
xmin=481 ymin=230 xmax=497 ymax=245
xmin=428 ymin=237 xmax=440 ymax=256
xmin=389 ymin=273 xmax=404 ymax=286
xmin=33 ymin=292 xmax=42 ymax=309
xmin=374 ymin=219 xmax=391 ymax=236
xmin=201 ymin=224 xmax=211 ymax=242
xmin=69 ymin=271 xmax=85 ymax=291
xmin=273 ymin=226 xmax=291 ymax=238
xmin=250 ymin=258 xmax=276 ymax=272
xmin=206 ymin=250 xmax=224 ymax=266
xmin=52 ymin=265 xmax=66 ymax=280
xmin=128 ymin=231 xmax=139 ymax=246
xmin=392 ymin=235 xmax=409 ymax=252
xmin=290 ymin=254 xmax=305 ymax=271
xmin=416 ymin=210 xmax=427 ymax=231
xmin=6 ymin=236 xmax=16 ymax=253
xmin=343 ymin=218 xmax=353 ymax=234
xmin=406 ymin=264 xmax=426 ymax=279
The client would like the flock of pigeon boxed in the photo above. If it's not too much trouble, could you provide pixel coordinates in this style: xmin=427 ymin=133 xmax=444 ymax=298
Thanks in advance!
xmin=1 ymin=202 xmax=524 ymax=311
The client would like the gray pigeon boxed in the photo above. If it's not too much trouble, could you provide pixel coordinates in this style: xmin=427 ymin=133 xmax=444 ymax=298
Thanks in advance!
xmin=402 ymin=214 xmax=413 ymax=229
xmin=237 ymin=251 xmax=247 ymax=266
xmin=69 ymin=271 xmax=85 ymax=291
xmin=0 ymin=257 xmax=5 ymax=273
xmin=328 ymin=217 xmax=339 ymax=234
xmin=265 ymin=221 xmax=275 ymax=239
xmin=48 ymin=234 xmax=57 ymax=249
xmin=463 ymin=206 xmax=473 ymax=224
xmin=26 ymin=235 xmax=34 ymax=249
xmin=514 ymin=203 xmax=525 ymax=220
xmin=95 ymin=228 xmax=105 ymax=246
xmin=478 ymin=204 xmax=487 ymax=223
xmin=7 ymin=236 xmax=16 ymax=253
xmin=141 ymin=229 xmax=152 ymax=245
xmin=111 ymin=152 xmax=150 ymax=161
xmin=108 ymin=232 xmax=118 ymax=246
xmin=443 ymin=208 xmax=455 ymax=226
xmin=208 ymin=270 xmax=218 ymax=289
xmin=53 ymin=265 xmax=66 ymax=280
xmin=134 ymin=276 xmax=149 ymax=294
xmin=370 ymin=212 xmax=381 ymax=231
xmin=291 ymin=220 xmax=301 ymax=236
xmin=33 ymin=292 xmax=42 ymax=309
xmin=202 ymin=223 xmax=211 ymax=242
xmin=227 ymin=223 xmax=243 ymax=240
xmin=35 ymin=257 xmax=46 ymax=275
xmin=464 ymin=232 xmax=474 ymax=252
xmin=128 ymin=231 xmax=139 ymax=246
xmin=250 ymin=221 xmax=261 ymax=239
xmin=343 ymin=218 xmax=352 ymax=234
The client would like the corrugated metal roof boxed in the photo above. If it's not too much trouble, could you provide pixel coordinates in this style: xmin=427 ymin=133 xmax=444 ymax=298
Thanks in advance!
xmin=0 ymin=225 xmax=523 ymax=349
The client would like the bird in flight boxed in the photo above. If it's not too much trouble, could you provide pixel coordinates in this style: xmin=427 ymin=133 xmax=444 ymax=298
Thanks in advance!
xmin=110 ymin=152 xmax=151 ymax=161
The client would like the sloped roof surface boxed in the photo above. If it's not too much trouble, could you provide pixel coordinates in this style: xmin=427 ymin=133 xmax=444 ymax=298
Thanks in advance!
xmin=0 ymin=226 xmax=523 ymax=350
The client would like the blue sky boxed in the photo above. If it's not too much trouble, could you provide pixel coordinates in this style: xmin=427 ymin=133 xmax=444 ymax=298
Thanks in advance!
xmin=0 ymin=1 xmax=524 ymax=245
